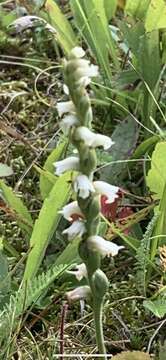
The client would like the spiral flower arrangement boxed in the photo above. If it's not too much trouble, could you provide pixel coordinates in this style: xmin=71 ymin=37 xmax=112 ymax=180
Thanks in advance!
xmin=54 ymin=47 xmax=124 ymax=359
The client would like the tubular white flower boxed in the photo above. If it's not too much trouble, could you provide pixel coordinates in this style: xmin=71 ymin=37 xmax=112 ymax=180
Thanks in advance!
xmin=67 ymin=263 xmax=87 ymax=281
xmin=78 ymin=61 xmax=99 ymax=79
xmin=74 ymin=174 xmax=95 ymax=199
xmin=54 ymin=157 xmax=79 ymax=176
xmin=70 ymin=46 xmax=85 ymax=58
xmin=62 ymin=220 xmax=86 ymax=241
xmin=88 ymin=235 xmax=124 ymax=257
xmin=57 ymin=101 xmax=75 ymax=117
xmin=75 ymin=126 xmax=114 ymax=150
xmin=60 ymin=114 xmax=78 ymax=135
xmin=93 ymin=181 xmax=119 ymax=204
xmin=59 ymin=201 xmax=83 ymax=221
xmin=66 ymin=285 xmax=91 ymax=302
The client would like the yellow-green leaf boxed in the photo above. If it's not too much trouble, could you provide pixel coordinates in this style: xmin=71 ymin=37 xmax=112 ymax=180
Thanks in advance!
xmin=145 ymin=0 xmax=166 ymax=32
xmin=23 ymin=172 xmax=71 ymax=281
xmin=39 ymin=140 xmax=68 ymax=199
xmin=44 ymin=0 xmax=76 ymax=54
xmin=0 ymin=180 xmax=33 ymax=235
xmin=147 ymin=142 xmax=166 ymax=200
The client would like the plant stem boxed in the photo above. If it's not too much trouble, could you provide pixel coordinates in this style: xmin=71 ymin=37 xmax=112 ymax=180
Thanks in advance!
xmin=93 ymin=299 xmax=107 ymax=360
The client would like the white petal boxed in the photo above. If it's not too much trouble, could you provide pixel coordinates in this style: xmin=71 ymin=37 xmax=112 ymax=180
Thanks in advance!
xmin=59 ymin=201 xmax=83 ymax=221
xmin=74 ymin=174 xmax=95 ymax=199
xmin=66 ymin=285 xmax=91 ymax=302
xmin=81 ymin=63 xmax=99 ymax=78
xmin=93 ymin=181 xmax=119 ymax=204
xmin=54 ymin=157 xmax=79 ymax=176
xmin=63 ymin=84 xmax=69 ymax=95
xmin=70 ymin=47 xmax=85 ymax=58
xmin=75 ymin=126 xmax=113 ymax=150
xmin=60 ymin=114 xmax=78 ymax=135
xmin=88 ymin=235 xmax=124 ymax=257
xmin=67 ymin=263 xmax=87 ymax=281
xmin=57 ymin=101 xmax=75 ymax=117
xmin=63 ymin=220 xmax=86 ymax=241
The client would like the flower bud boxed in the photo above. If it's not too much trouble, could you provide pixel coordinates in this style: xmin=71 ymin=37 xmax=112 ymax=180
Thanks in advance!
xmin=92 ymin=269 xmax=109 ymax=300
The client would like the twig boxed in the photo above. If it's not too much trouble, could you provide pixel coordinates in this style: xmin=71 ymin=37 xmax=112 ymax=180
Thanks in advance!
xmin=147 ymin=317 xmax=166 ymax=353
xmin=59 ymin=303 xmax=68 ymax=360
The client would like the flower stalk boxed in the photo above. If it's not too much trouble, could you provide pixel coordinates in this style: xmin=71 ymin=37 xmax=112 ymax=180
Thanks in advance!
xmin=55 ymin=47 xmax=123 ymax=359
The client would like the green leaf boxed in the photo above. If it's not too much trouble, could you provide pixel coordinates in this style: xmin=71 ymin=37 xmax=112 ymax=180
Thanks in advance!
xmin=147 ymin=142 xmax=166 ymax=200
xmin=40 ymin=140 xmax=68 ymax=200
xmin=104 ymin=0 xmax=117 ymax=20
xmin=0 ymin=164 xmax=13 ymax=178
xmin=125 ymin=0 xmax=150 ymax=20
xmin=44 ymin=0 xmax=77 ymax=54
xmin=144 ymin=299 xmax=166 ymax=318
xmin=132 ymin=135 xmax=159 ymax=159
xmin=55 ymin=238 xmax=80 ymax=267
xmin=145 ymin=0 xmax=166 ymax=32
xmin=0 ymin=180 xmax=33 ymax=235
xmin=99 ymin=116 xmax=138 ymax=184
xmin=23 ymin=172 xmax=71 ymax=281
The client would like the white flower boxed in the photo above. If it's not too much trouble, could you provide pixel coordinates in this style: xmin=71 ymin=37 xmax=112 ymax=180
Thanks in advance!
xmin=88 ymin=235 xmax=124 ymax=257
xmin=67 ymin=263 xmax=87 ymax=281
xmin=66 ymin=285 xmax=91 ymax=302
xmin=60 ymin=114 xmax=78 ymax=135
xmin=74 ymin=59 xmax=99 ymax=87
xmin=93 ymin=181 xmax=119 ymax=204
xmin=77 ymin=60 xmax=99 ymax=78
xmin=62 ymin=220 xmax=86 ymax=241
xmin=54 ymin=157 xmax=79 ymax=176
xmin=57 ymin=101 xmax=75 ymax=117
xmin=70 ymin=46 xmax=85 ymax=58
xmin=74 ymin=174 xmax=95 ymax=199
xmin=75 ymin=126 xmax=114 ymax=150
xmin=59 ymin=201 xmax=83 ymax=221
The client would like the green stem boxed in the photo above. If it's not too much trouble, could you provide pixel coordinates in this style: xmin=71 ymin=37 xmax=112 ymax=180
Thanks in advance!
xmin=93 ymin=299 xmax=107 ymax=360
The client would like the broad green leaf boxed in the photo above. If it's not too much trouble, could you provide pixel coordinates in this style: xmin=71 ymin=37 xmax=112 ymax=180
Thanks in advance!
xmin=23 ymin=172 xmax=71 ymax=281
xmin=40 ymin=140 xmax=68 ymax=199
xmin=144 ymin=299 xmax=166 ymax=318
xmin=0 ymin=163 xmax=13 ymax=178
xmin=44 ymin=0 xmax=76 ymax=54
xmin=104 ymin=0 xmax=117 ymax=20
xmin=0 ymin=180 xmax=33 ymax=235
xmin=145 ymin=0 xmax=166 ymax=32
xmin=132 ymin=136 xmax=159 ymax=159
xmin=125 ymin=0 xmax=150 ymax=20
xmin=119 ymin=21 xmax=145 ymax=58
xmin=99 ymin=116 xmax=138 ymax=185
xmin=147 ymin=142 xmax=166 ymax=199
xmin=150 ymin=183 xmax=166 ymax=260
xmin=138 ymin=30 xmax=161 ymax=91
xmin=55 ymin=238 xmax=80 ymax=266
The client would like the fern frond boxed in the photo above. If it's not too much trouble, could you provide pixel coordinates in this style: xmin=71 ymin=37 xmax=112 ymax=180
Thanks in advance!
xmin=136 ymin=213 xmax=158 ymax=295
xmin=144 ymin=298 xmax=166 ymax=318
xmin=0 ymin=263 xmax=70 ymax=348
